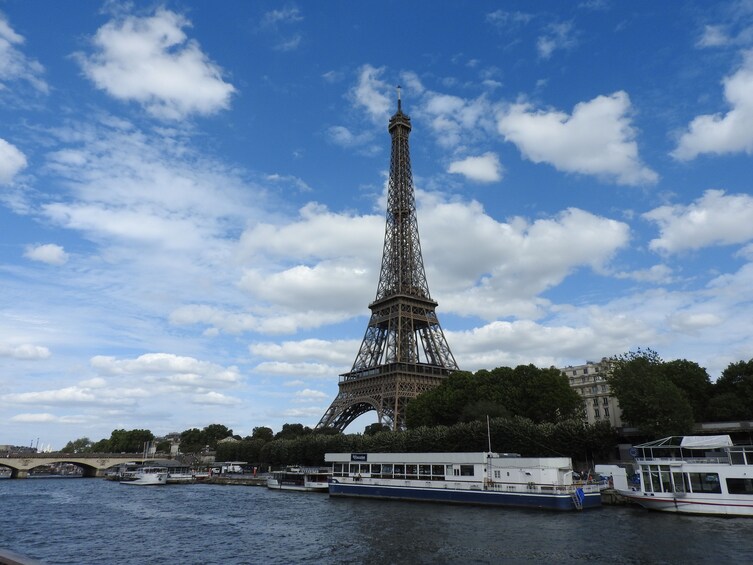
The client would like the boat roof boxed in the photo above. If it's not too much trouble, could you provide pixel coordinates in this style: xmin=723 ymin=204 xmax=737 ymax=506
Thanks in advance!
xmin=635 ymin=435 xmax=733 ymax=449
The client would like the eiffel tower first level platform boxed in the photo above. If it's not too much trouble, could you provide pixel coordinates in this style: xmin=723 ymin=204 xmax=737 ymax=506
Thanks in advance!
xmin=317 ymin=90 xmax=458 ymax=432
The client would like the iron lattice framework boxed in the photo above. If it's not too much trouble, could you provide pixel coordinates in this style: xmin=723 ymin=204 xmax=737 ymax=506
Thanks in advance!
xmin=317 ymin=93 xmax=458 ymax=432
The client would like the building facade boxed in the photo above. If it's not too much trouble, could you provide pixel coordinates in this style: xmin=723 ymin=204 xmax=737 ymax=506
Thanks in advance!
xmin=560 ymin=359 xmax=623 ymax=428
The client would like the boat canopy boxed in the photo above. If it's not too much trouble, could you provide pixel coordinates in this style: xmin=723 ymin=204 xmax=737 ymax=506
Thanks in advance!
xmin=635 ymin=435 xmax=733 ymax=449
xmin=680 ymin=435 xmax=733 ymax=448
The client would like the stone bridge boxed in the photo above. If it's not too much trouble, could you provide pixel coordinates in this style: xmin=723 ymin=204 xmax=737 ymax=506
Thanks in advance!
xmin=0 ymin=452 xmax=159 ymax=479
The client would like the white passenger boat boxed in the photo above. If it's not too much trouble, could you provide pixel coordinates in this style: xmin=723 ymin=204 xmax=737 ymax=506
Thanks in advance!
xmin=325 ymin=452 xmax=603 ymax=511
xmin=120 ymin=466 xmax=168 ymax=486
xmin=618 ymin=435 xmax=753 ymax=516
xmin=267 ymin=466 xmax=331 ymax=492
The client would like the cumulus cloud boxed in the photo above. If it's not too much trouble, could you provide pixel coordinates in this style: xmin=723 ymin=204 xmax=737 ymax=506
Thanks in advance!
xmin=0 ymin=138 xmax=27 ymax=184
xmin=698 ymin=24 xmax=731 ymax=47
xmin=0 ymin=15 xmax=47 ymax=92
xmin=75 ymin=8 xmax=235 ymax=120
xmin=644 ymin=190 xmax=753 ymax=253
xmin=351 ymin=64 xmax=391 ymax=123
xmin=192 ymin=391 xmax=241 ymax=406
xmin=496 ymin=91 xmax=658 ymax=185
xmin=419 ymin=197 xmax=631 ymax=319
xmin=24 ymin=243 xmax=69 ymax=265
xmin=293 ymin=388 xmax=328 ymax=402
xmin=447 ymin=152 xmax=503 ymax=183
xmin=0 ymin=343 xmax=51 ymax=360
xmin=2 ymin=385 xmax=148 ymax=406
xmin=672 ymin=50 xmax=753 ymax=160
xmin=421 ymin=92 xmax=495 ymax=149
xmin=91 ymin=352 xmax=241 ymax=386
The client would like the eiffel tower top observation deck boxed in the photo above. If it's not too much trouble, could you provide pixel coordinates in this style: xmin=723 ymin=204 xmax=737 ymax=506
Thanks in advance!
xmin=316 ymin=89 xmax=458 ymax=431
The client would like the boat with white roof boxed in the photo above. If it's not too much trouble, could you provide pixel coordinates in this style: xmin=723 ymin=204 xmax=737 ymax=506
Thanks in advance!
xmin=618 ymin=435 xmax=753 ymax=516
xmin=325 ymin=452 xmax=604 ymax=511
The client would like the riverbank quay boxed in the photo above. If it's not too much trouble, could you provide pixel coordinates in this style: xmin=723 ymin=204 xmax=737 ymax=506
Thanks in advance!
xmin=600 ymin=488 xmax=632 ymax=506
xmin=205 ymin=474 xmax=267 ymax=486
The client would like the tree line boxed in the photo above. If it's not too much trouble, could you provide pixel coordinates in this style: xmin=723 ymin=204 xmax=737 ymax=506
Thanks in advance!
xmin=607 ymin=349 xmax=753 ymax=437
xmin=60 ymin=353 xmax=753 ymax=466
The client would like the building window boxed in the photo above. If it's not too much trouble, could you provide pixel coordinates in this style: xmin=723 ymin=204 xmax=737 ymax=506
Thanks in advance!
xmin=604 ymin=407 xmax=610 ymax=417
xmin=603 ymin=397 xmax=609 ymax=405
xmin=594 ymin=409 xmax=600 ymax=418
xmin=592 ymin=398 xmax=599 ymax=407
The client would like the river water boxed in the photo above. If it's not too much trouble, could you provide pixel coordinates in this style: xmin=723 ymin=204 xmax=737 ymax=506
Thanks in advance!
xmin=1 ymin=478 xmax=753 ymax=564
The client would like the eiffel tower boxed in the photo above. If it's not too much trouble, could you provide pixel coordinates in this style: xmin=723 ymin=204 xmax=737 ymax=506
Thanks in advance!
xmin=317 ymin=89 xmax=458 ymax=432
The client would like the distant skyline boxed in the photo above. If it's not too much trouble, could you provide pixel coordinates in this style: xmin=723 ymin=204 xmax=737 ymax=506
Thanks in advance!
xmin=2 ymin=1 xmax=753 ymax=448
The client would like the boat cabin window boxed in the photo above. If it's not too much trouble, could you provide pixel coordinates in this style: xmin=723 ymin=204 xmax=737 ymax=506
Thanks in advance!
xmin=360 ymin=464 xmax=369 ymax=474
xmin=382 ymin=464 xmax=393 ymax=476
xmin=371 ymin=464 xmax=381 ymax=474
xmin=446 ymin=465 xmax=454 ymax=476
xmin=688 ymin=472 xmax=721 ymax=493
xmin=419 ymin=465 xmax=431 ymax=479
xmin=406 ymin=464 xmax=418 ymax=477
xmin=393 ymin=464 xmax=405 ymax=477
xmin=349 ymin=464 xmax=359 ymax=474
xmin=460 ymin=465 xmax=474 ymax=477
xmin=726 ymin=478 xmax=753 ymax=495
xmin=730 ymin=450 xmax=746 ymax=465
xmin=432 ymin=465 xmax=444 ymax=477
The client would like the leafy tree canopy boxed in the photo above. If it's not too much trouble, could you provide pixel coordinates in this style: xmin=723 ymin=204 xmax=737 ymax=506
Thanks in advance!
xmin=607 ymin=349 xmax=694 ymax=437
xmin=405 ymin=365 xmax=582 ymax=429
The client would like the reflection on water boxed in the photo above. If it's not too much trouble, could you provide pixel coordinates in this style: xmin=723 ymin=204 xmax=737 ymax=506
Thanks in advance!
xmin=2 ymin=479 xmax=753 ymax=564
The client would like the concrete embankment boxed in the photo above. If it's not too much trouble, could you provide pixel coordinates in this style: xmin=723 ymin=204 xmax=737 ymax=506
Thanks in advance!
xmin=205 ymin=475 xmax=267 ymax=486
xmin=600 ymin=488 xmax=631 ymax=505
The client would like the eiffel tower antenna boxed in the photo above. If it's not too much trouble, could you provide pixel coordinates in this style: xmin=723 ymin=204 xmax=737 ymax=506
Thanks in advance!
xmin=316 ymin=91 xmax=459 ymax=432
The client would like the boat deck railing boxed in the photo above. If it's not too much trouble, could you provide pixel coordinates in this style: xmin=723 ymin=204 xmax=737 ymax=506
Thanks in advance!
xmin=635 ymin=456 xmax=730 ymax=464
xmin=339 ymin=476 xmax=604 ymax=495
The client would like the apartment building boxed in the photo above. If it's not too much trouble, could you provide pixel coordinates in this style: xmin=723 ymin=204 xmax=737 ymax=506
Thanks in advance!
xmin=560 ymin=359 xmax=623 ymax=428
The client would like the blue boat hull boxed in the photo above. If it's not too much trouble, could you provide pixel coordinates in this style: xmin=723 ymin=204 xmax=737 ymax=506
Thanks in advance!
xmin=328 ymin=482 xmax=601 ymax=511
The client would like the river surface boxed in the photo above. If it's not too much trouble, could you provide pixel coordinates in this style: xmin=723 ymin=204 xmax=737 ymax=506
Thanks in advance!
xmin=2 ymin=478 xmax=753 ymax=564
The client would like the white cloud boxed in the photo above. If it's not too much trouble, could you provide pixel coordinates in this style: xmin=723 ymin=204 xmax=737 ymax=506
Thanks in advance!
xmin=75 ymin=8 xmax=235 ymax=120
xmin=698 ymin=24 xmax=731 ymax=47
xmin=2 ymin=385 xmax=148 ymax=406
xmin=0 ymin=343 xmax=51 ymax=360
xmin=0 ymin=15 xmax=47 ymax=92
xmin=447 ymin=152 xmax=503 ymax=183
xmin=644 ymin=190 xmax=753 ymax=253
xmin=0 ymin=138 xmax=27 ymax=184
xmin=672 ymin=50 xmax=753 ymax=160
xmin=91 ymin=352 xmax=241 ymax=386
xmin=418 ymin=197 xmax=631 ymax=319
xmin=293 ymin=388 xmax=328 ymax=402
xmin=250 ymin=339 xmax=355 ymax=365
xmin=254 ymin=361 xmax=340 ymax=377
xmin=191 ymin=391 xmax=241 ymax=406
xmin=497 ymin=91 xmax=658 ymax=185
xmin=351 ymin=64 xmax=391 ymax=123
xmin=10 ymin=413 xmax=58 ymax=423
xmin=262 ymin=7 xmax=303 ymax=27
xmin=326 ymin=125 xmax=373 ymax=149
xmin=24 ymin=243 xmax=69 ymax=266
xmin=421 ymin=93 xmax=494 ymax=149
xmin=537 ymin=21 xmax=577 ymax=59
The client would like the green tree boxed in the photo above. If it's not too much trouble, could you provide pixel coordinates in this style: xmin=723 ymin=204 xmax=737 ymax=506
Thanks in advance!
xmin=250 ymin=426 xmax=274 ymax=442
xmin=60 ymin=437 xmax=93 ymax=453
xmin=661 ymin=359 xmax=712 ymax=421
xmin=364 ymin=423 xmax=391 ymax=436
xmin=90 ymin=429 xmax=154 ymax=453
xmin=607 ymin=349 xmax=694 ymax=437
xmin=275 ymin=423 xmax=312 ymax=440
xmin=709 ymin=360 xmax=753 ymax=421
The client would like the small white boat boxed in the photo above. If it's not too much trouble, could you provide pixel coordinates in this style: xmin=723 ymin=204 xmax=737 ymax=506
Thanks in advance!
xmin=120 ymin=466 xmax=168 ymax=486
xmin=267 ymin=466 xmax=331 ymax=492
xmin=618 ymin=435 xmax=753 ymax=516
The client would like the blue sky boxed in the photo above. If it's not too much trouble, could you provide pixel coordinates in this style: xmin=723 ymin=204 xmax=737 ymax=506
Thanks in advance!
xmin=2 ymin=1 xmax=753 ymax=449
